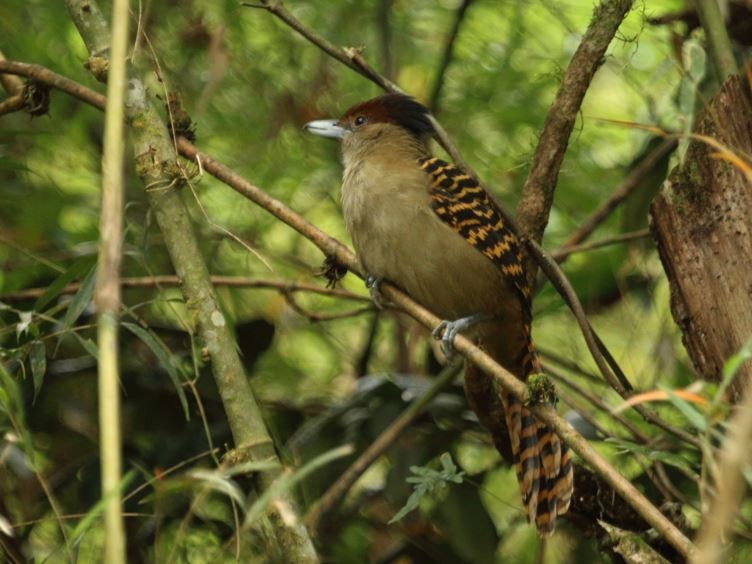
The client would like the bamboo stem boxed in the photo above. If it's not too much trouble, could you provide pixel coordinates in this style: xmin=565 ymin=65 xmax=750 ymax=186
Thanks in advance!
xmin=94 ymin=0 xmax=130 ymax=560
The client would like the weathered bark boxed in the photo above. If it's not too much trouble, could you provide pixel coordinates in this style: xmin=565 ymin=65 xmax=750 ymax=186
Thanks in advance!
xmin=650 ymin=75 xmax=752 ymax=399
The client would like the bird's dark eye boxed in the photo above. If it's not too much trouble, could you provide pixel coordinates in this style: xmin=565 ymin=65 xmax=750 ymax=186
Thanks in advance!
xmin=354 ymin=115 xmax=368 ymax=126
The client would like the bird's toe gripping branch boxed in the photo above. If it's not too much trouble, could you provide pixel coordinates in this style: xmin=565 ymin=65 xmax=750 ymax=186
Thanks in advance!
xmin=365 ymin=274 xmax=387 ymax=309
xmin=432 ymin=313 xmax=493 ymax=359
xmin=525 ymin=373 xmax=558 ymax=405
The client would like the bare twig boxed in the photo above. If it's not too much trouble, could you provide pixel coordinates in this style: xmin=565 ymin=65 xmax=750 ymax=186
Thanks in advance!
xmin=428 ymin=0 xmax=474 ymax=112
xmin=305 ymin=362 xmax=462 ymax=528
xmin=0 ymin=94 xmax=24 ymax=115
xmin=558 ymin=139 xmax=676 ymax=253
xmin=516 ymin=0 xmax=635 ymax=260
xmin=376 ymin=0 xmax=395 ymax=81
xmin=0 ymin=276 xmax=370 ymax=303
xmin=551 ymin=228 xmax=651 ymax=262
xmin=280 ymin=288 xmax=374 ymax=321
xmin=241 ymin=0 xmax=648 ymax=435
xmin=0 ymin=49 xmax=23 ymax=94
xmin=0 ymin=61 xmax=697 ymax=558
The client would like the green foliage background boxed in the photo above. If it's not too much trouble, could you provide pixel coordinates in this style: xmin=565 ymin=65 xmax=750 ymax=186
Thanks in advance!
xmin=0 ymin=0 xmax=729 ymax=562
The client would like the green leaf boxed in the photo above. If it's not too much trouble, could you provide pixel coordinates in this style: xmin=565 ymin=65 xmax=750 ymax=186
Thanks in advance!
xmin=389 ymin=485 xmax=428 ymax=524
xmin=389 ymin=453 xmax=465 ymax=524
xmin=29 ymin=341 xmax=46 ymax=404
xmin=122 ymin=322 xmax=189 ymax=420
xmin=717 ymin=338 xmax=752 ymax=404
xmin=188 ymin=469 xmax=246 ymax=506
xmin=60 ymin=266 xmax=97 ymax=333
xmin=34 ymin=260 xmax=92 ymax=311
xmin=244 ymin=444 xmax=353 ymax=527
xmin=71 ymin=471 xmax=136 ymax=543
xmin=663 ymin=387 xmax=707 ymax=432
xmin=682 ymin=39 xmax=706 ymax=83
xmin=71 ymin=333 xmax=99 ymax=359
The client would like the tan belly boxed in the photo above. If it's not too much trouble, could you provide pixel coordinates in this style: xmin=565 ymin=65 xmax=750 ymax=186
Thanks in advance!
xmin=345 ymin=187 xmax=521 ymax=324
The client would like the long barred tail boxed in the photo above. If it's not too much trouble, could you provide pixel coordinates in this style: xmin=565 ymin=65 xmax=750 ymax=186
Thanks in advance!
xmin=502 ymin=326 xmax=573 ymax=534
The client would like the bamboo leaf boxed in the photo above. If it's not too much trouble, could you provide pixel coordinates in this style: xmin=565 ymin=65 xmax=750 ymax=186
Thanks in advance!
xmin=29 ymin=341 xmax=46 ymax=404
xmin=60 ymin=266 xmax=97 ymax=332
xmin=34 ymin=260 xmax=92 ymax=311
xmin=122 ymin=322 xmax=189 ymax=419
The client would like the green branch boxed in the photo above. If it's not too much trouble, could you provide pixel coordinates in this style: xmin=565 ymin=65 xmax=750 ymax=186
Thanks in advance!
xmin=695 ymin=0 xmax=739 ymax=81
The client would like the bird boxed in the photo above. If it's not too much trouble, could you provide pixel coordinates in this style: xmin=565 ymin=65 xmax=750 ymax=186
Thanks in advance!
xmin=305 ymin=93 xmax=573 ymax=534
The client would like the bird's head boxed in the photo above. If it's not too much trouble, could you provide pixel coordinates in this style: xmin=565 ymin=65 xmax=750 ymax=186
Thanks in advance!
xmin=304 ymin=94 xmax=434 ymax=157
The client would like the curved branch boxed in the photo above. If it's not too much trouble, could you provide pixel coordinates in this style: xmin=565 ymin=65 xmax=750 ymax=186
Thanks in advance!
xmin=516 ymin=0 xmax=635 ymax=256
xmin=0 ymin=61 xmax=696 ymax=559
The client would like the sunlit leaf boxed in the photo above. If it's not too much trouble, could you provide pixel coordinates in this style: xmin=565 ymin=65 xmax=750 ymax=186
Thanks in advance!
xmin=15 ymin=311 xmax=32 ymax=339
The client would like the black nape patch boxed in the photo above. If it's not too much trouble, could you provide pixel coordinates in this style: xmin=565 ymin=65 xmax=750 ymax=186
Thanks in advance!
xmin=379 ymin=94 xmax=434 ymax=136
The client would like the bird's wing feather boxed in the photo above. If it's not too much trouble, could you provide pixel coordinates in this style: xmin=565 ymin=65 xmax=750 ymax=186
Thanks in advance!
xmin=419 ymin=157 xmax=530 ymax=303
xmin=419 ymin=155 xmax=573 ymax=534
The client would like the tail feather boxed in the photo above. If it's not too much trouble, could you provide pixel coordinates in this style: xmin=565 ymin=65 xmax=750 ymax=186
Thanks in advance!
xmin=498 ymin=328 xmax=574 ymax=535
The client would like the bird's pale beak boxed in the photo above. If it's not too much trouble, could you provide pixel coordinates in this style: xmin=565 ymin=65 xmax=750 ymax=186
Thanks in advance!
xmin=304 ymin=119 xmax=346 ymax=140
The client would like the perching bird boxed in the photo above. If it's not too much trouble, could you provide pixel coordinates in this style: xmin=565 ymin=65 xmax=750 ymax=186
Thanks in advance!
xmin=305 ymin=94 xmax=573 ymax=534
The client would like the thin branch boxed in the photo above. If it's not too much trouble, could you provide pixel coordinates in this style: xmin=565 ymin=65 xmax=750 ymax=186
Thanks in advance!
xmin=280 ymin=289 xmax=375 ymax=322
xmin=94 ymin=0 xmax=129 ymax=559
xmin=0 ymin=49 xmax=23 ymax=95
xmin=0 ymin=276 xmax=370 ymax=302
xmin=558 ymin=139 xmax=676 ymax=254
xmin=694 ymin=0 xmax=739 ymax=82
xmin=242 ymin=0 xmax=645 ymax=438
xmin=376 ymin=0 xmax=395 ymax=81
xmin=526 ymin=236 xmax=701 ymax=448
xmin=305 ymin=362 xmax=462 ymax=528
xmin=544 ymin=362 xmax=649 ymax=443
xmin=0 ymin=94 xmax=24 ymax=116
xmin=516 ymin=0 xmax=635 ymax=262
xmin=428 ymin=0 xmax=474 ymax=113
xmin=0 ymin=61 xmax=697 ymax=559
xmin=551 ymin=228 xmax=651 ymax=262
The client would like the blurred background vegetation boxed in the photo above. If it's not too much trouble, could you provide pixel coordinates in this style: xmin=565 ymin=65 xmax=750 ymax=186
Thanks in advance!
xmin=1 ymin=0 xmax=748 ymax=562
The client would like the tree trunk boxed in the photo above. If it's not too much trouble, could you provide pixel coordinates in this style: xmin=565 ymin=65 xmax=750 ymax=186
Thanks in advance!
xmin=650 ymin=75 xmax=752 ymax=399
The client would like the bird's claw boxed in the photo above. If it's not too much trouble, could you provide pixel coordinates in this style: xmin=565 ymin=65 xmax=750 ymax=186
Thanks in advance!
xmin=432 ymin=320 xmax=459 ymax=359
xmin=365 ymin=274 xmax=387 ymax=309
xmin=432 ymin=313 xmax=493 ymax=359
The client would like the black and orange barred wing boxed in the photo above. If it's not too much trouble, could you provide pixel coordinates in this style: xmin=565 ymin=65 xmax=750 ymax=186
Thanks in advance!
xmin=418 ymin=156 xmax=531 ymax=305
xmin=418 ymin=155 xmax=573 ymax=534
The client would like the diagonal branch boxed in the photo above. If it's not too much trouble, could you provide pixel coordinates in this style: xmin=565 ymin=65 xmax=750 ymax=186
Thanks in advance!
xmin=242 ymin=0 xmax=651 ymax=432
xmin=516 ymin=0 xmax=635 ymax=258
xmin=0 ymin=61 xmax=696 ymax=559
xmin=428 ymin=0 xmax=474 ymax=113
xmin=558 ymin=139 xmax=676 ymax=254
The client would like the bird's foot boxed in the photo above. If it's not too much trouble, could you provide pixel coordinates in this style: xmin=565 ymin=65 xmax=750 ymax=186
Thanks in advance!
xmin=432 ymin=313 xmax=492 ymax=359
xmin=365 ymin=274 xmax=387 ymax=309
